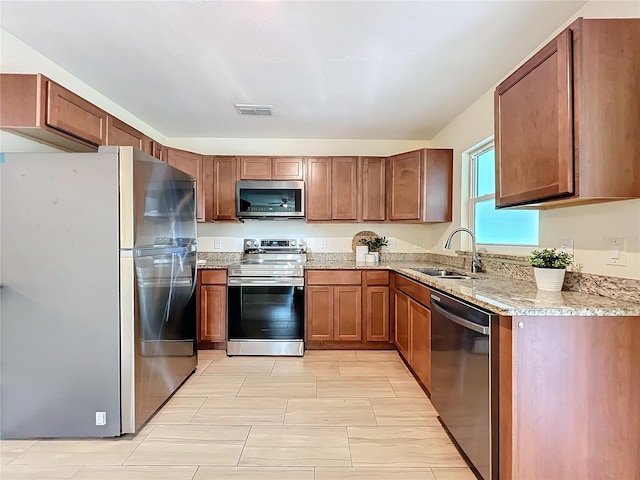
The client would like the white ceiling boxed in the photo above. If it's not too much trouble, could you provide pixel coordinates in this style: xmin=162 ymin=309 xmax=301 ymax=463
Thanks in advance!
xmin=0 ymin=1 xmax=587 ymax=140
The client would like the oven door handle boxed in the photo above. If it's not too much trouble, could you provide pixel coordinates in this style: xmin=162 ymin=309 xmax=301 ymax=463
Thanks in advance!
xmin=431 ymin=299 xmax=489 ymax=335
xmin=227 ymin=277 xmax=304 ymax=287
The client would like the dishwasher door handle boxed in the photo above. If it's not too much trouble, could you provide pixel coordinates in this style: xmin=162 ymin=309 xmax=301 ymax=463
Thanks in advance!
xmin=431 ymin=300 xmax=489 ymax=335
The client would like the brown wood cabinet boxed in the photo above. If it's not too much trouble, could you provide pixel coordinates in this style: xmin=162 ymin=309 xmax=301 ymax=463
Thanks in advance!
xmin=306 ymin=157 xmax=358 ymax=221
xmin=305 ymin=270 xmax=362 ymax=342
xmin=495 ymin=18 xmax=640 ymax=208
xmin=106 ymin=116 xmax=153 ymax=155
xmin=239 ymin=156 xmax=304 ymax=180
xmin=152 ymin=142 xmax=166 ymax=162
xmin=497 ymin=314 xmax=640 ymax=479
xmin=209 ymin=156 xmax=239 ymax=221
xmin=0 ymin=73 xmax=106 ymax=151
xmin=359 ymin=157 xmax=386 ymax=221
xmin=386 ymin=149 xmax=452 ymax=223
xmin=199 ymin=270 xmax=227 ymax=344
xmin=363 ymin=270 xmax=390 ymax=342
xmin=166 ymin=148 xmax=204 ymax=222
xmin=391 ymin=273 xmax=432 ymax=392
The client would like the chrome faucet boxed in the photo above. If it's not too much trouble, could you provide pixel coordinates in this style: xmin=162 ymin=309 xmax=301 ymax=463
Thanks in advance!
xmin=444 ymin=228 xmax=482 ymax=273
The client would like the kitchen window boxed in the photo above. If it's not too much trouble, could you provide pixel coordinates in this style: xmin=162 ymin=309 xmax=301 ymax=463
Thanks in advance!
xmin=469 ymin=143 xmax=539 ymax=246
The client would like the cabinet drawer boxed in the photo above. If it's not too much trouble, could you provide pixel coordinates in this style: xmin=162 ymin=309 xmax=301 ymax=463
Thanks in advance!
xmin=307 ymin=270 xmax=361 ymax=285
xmin=364 ymin=270 xmax=389 ymax=286
xmin=395 ymin=274 xmax=430 ymax=307
xmin=201 ymin=270 xmax=227 ymax=285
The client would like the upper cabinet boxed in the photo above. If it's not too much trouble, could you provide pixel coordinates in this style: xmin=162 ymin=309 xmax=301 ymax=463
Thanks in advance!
xmin=306 ymin=157 xmax=358 ymax=221
xmin=495 ymin=18 xmax=640 ymax=208
xmin=0 ymin=73 xmax=106 ymax=151
xmin=106 ymin=116 xmax=153 ymax=155
xmin=359 ymin=157 xmax=386 ymax=222
xmin=386 ymin=149 xmax=452 ymax=223
xmin=209 ymin=156 xmax=239 ymax=221
xmin=239 ymin=156 xmax=304 ymax=180
xmin=166 ymin=148 xmax=204 ymax=222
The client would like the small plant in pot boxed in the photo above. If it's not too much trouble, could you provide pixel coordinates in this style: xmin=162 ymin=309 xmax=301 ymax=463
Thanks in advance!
xmin=529 ymin=248 xmax=573 ymax=291
xmin=360 ymin=236 xmax=389 ymax=262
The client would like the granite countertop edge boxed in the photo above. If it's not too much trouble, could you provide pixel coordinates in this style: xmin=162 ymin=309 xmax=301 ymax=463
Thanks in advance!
xmin=199 ymin=260 xmax=640 ymax=317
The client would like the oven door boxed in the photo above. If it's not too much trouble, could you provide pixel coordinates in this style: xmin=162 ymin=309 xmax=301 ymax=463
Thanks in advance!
xmin=227 ymin=277 xmax=304 ymax=356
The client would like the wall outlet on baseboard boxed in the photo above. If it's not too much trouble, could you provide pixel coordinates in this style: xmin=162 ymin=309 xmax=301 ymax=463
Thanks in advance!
xmin=95 ymin=412 xmax=106 ymax=426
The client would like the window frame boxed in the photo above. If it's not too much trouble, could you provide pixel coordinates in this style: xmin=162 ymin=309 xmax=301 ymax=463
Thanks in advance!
xmin=467 ymin=141 xmax=539 ymax=252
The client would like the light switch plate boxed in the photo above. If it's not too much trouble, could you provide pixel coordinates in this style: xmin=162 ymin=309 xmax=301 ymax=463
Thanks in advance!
xmin=605 ymin=237 xmax=626 ymax=266
xmin=559 ymin=238 xmax=574 ymax=256
xmin=388 ymin=238 xmax=397 ymax=250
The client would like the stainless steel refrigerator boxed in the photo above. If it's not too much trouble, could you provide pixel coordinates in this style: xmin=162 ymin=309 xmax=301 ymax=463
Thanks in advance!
xmin=0 ymin=146 xmax=198 ymax=438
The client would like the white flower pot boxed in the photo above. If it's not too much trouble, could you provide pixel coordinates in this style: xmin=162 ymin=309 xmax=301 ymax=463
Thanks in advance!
xmin=533 ymin=267 xmax=566 ymax=292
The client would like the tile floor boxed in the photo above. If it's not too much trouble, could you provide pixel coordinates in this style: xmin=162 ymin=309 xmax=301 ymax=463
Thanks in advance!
xmin=0 ymin=350 xmax=477 ymax=480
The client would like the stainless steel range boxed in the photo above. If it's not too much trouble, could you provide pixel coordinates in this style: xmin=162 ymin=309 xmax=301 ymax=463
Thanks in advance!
xmin=227 ymin=238 xmax=307 ymax=356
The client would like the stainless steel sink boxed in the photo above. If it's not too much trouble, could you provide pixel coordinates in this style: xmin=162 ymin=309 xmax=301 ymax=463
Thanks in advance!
xmin=410 ymin=268 xmax=475 ymax=279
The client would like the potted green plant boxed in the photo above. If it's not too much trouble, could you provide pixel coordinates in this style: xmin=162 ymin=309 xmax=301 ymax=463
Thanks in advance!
xmin=528 ymin=248 xmax=573 ymax=291
xmin=360 ymin=236 xmax=389 ymax=262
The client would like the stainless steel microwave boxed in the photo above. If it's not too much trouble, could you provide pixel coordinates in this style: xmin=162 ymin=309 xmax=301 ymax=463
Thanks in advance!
xmin=236 ymin=180 xmax=305 ymax=219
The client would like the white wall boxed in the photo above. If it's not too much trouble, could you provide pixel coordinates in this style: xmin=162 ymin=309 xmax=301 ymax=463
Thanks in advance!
xmin=430 ymin=0 xmax=640 ymax=279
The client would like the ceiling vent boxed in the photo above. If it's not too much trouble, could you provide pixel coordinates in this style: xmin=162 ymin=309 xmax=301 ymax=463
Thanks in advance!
xmin=235 ymin=104 xmax=274 ymax=116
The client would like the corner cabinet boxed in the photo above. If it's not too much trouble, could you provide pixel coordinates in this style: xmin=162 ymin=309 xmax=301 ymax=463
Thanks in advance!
xmin=106 ymin=116 xmax=153 ymax=155
xmin=386 ymin=149 xmax=452 ymax=223
xmin=495 ymin=18 xmax=640 ymax=208
xmin=359 ymin=157 xmax=386 ymax=222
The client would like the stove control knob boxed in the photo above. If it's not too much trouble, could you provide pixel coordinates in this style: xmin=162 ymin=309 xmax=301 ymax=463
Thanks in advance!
xmin=253 ymin=240 xmax=260 ymax=247
xmin=290 ymin=240 xmax=297 ymax=246
xmin=246 ymin=240 xmax=252 ymax=247
xmin=299 ymin=240 xmax=306 ymax=246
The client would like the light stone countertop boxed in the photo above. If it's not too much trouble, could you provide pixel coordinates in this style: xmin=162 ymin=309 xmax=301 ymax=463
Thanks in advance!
xmin=199 ymin=259 xmax=640 ymax=316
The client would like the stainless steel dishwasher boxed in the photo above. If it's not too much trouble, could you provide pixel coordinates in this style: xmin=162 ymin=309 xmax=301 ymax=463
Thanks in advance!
xmin=430 ymin=291 xmax=497 ymax=480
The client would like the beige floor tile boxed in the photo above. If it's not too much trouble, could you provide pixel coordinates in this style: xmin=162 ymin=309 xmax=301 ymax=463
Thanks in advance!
xmin=285 ymin=398 xmax=376 ymax=426
xmin=193 ymin=467 xmax=314 ymax=480
xmin=0 ymin=440 xmax=37 ymax=464
xmin=193 ymin=360 xmax=213 ymax=375
xmin=338 ymin=361 xmax=413 ymax=378
xmin=237 ymin=376 xmax=316 ymax=397
xmin=202 ymin=357 xmax=275 ymax=375
xmin=197 ymin=349 xmax=228 ymax=360
xmin=147 ymin=396 xmax=206 ymax=424
xmin=431 ymin=467 xmax=478 ymax=480
xmin=302 ymin=350 xmax=358 ymax=361
xmin=71 ymin=465 xmax=197 ymax=479
xmin=347 ymin=427 xmax=467 ymax=467
xmin=315 ymin=467 xmax=436 ymax=480
xmin=9 ymin=439 xmax=139 ymax=466
xmin=174 ymin=375 xmax=246 ymax=397
xmin=240 ymin=426 xmax=350 ymax=466
xmin=316 ymin=376 xmax=396 ymax=398
xmin=124 ymin=425 xmax=248 ymax=466
xmin=354 ymin=350 xmax=401 ymax=362
xmin=271 ymin=360 xmax=339 ymax=377
xmin=370 ymin=397 xmax=439 ymax=426
xmin=389 ymin=378 xmax=429 ymax=398
xmin=0 ymin=465 xmax=80 ymax=479
xmin=191 ymin=397 xmax=287 ymax=425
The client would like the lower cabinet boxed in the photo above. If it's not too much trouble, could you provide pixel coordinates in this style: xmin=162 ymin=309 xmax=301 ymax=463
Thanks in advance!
xmin=199 ymin=270 xmax=227 ymax=343
xmin=306 ymin=271 xmax=362 ymax=342
xmin=364 ymin=270 xmax=390 ymax=342
xmin=392 ymin=273 xmax=432 ymax=392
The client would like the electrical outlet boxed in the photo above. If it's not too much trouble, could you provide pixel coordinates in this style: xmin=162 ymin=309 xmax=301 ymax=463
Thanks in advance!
xmin=605 ymin=237 xmax=626 ymax=266
xmin=214 ymin=238 xmax=222 ymax=249
xmin=559 ymin=238 xmax=574 ymax=256
xmin=95 ymin=412 xmax=106 ymax=426
xmin=415 ymin=238 xmax=422 ymax=249
xmin=319 ymin=239 xmax=327 ymax=250
xmin=388 ymin=238 xmax=397 ymax=250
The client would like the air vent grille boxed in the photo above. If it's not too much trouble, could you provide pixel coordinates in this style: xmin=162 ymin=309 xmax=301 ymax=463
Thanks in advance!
xmin=235 ymin=104 xmax=274 ymax=116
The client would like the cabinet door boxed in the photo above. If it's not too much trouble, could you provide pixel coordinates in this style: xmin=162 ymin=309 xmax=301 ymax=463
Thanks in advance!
xmin=272 ymin=157 xmax=304 ymax=180
xmin=213 ymin=156 xmax=238 ymax=221
xmin=364 ymin=286 xmax=389 ymax=342
xmin=331 ymin=157 xmax=358 ymax=220
xmin=409 ymin=299 xmax=431 ymax=391
xmin=306 ymin=157 xmax=332 ymax=220
xmin=334 ymin=286 xmax=362 ymax=341
xmin=152 ymin=142 xmax=166 ymax=162
xmin=240 ymin=157 xmax=272 ymax=180
xmin=424 ymin=149 xmax=453 ymax=223
xmin=306 ymin=286 xmax=334 ymax=341
xmin=45 ymin=80 xmax=106 ymax=146
xmin=360 ymin=157 xmax=386 ymax=221
xmin=106 ymin=116 xmax=148 ymax=152
xmin=387 ymin=150 xmax=423 ymax=221
xmin=166 ymin=148 xmax=204 ymax=222
xmin=394 ymin=290 xmax=410 ymax=358
xmin=200 ymin=285 xmax=226 ymax=342
xmin=495 ymin=29 xmax=574 ymax=207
